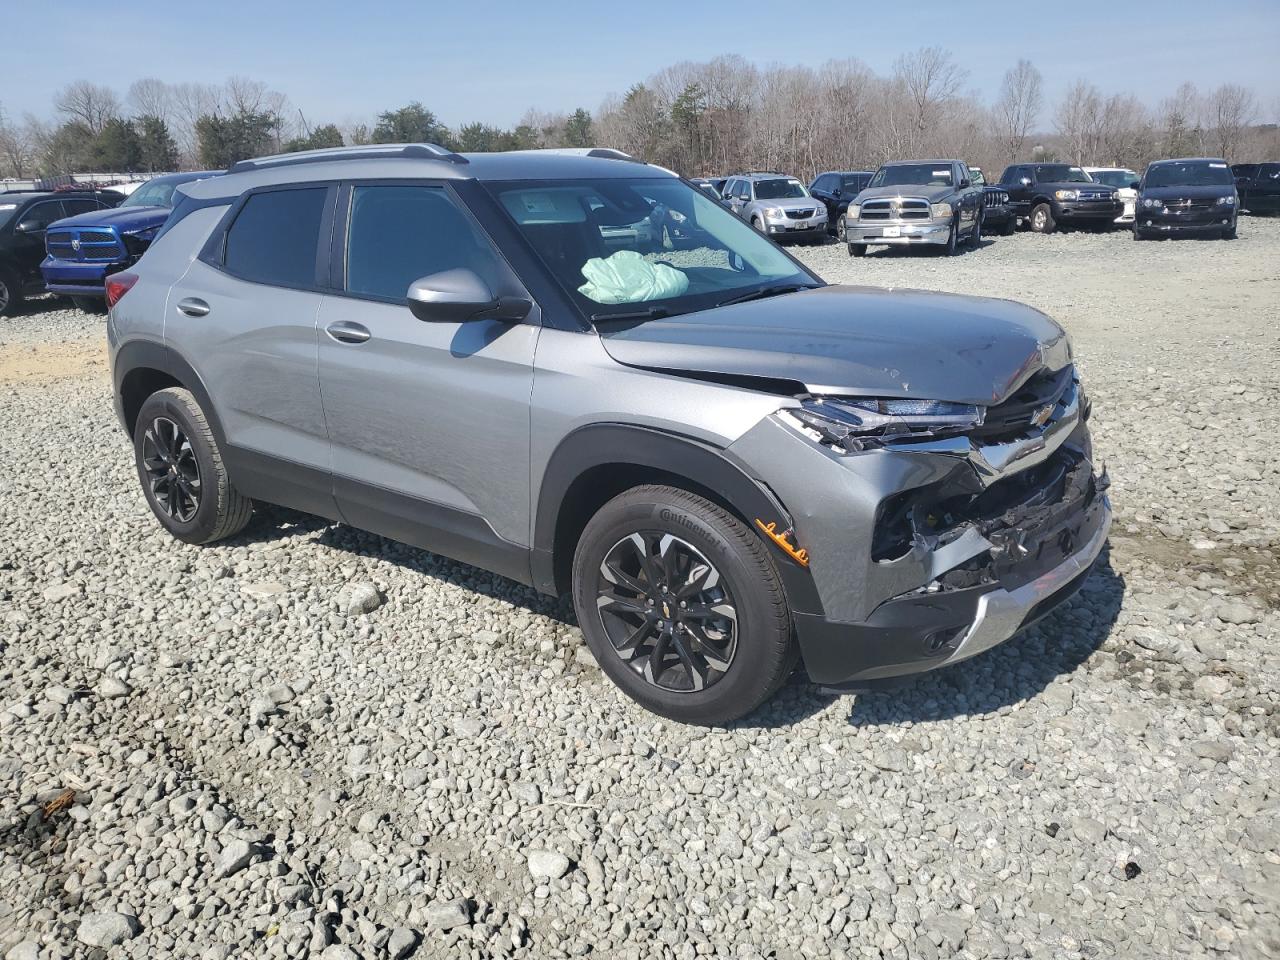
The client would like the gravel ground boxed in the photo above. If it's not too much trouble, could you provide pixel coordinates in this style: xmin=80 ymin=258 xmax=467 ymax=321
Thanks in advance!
xmin=1 ymin=220 xmax=1278 ymax=960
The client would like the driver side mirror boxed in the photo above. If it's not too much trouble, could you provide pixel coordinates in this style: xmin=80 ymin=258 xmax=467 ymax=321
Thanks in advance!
xmin=407 ymin=268 xmax=531 ymax=324
xmin=15 ymin=219 xmax=46 ymax=234
xmin=959 ymin=178 xmax=971 ymax=189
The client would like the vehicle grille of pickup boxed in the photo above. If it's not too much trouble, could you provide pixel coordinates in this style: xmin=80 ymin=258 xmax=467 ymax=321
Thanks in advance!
xmin=46 ymin=228 xmax=123 ymax=262
xmin=860 ymin=198 xmax=930 ymax=221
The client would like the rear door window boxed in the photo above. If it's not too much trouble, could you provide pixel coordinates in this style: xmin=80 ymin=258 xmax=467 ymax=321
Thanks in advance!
xmin=223 ymin=187 xmax=328 ymax=288
xmin=61 ymin=199 xmax=102 ymax=216
xmin=21 ymin=200 xmax=65 ymax=230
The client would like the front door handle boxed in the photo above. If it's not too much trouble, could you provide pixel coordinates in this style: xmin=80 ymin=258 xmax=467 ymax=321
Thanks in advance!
xmin=325 ymin=320 xmax=371 ymax=344
xmin=176 ymin=297 xmax=210 ymax=317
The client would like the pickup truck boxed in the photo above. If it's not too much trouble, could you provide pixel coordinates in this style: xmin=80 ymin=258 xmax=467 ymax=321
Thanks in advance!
xmin=843 ymin=159 xmax=984 ymax=256
xmin=42 ymin=171 xmax=218 ymax=310
xmin=997 ymin=163 xmax=1122 ymax=233
xmin=1233 ymin=162 xmax=1280 ymax=215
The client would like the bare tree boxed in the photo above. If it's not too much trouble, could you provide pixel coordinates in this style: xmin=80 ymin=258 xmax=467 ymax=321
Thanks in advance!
xmin=1207 ymin=83 xmax=1256 ymax=160
xmin=0 ymin=104 xmax=34 ymax=177
xmin=1157 ymin=82 xmax=1204 ymax=158
xmin=993 ymin=59 xmax=1043 ymax=161
xmin=1055 ymin=79 xmax=1103 ymax=163
xmin=128 ymin=78 xmax=173 ymax=122
xmin=53 ymin=80 xmax=122 ymax=135
xmin=893 ymin=47 xmax=967 ymax=156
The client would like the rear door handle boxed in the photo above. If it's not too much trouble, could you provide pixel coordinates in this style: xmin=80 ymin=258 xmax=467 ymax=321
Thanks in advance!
xmin=176 ymin=297 xmax=210 ymax=317
xmin=325 ymin=320 xmax=371 ymax=344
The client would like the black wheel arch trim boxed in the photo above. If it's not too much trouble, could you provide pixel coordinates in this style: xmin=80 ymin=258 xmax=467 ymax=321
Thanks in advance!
xmin=531 ymin=422 xmax=824 ymax=616
xmin=114 ymin=340 xmax=228 ymax=446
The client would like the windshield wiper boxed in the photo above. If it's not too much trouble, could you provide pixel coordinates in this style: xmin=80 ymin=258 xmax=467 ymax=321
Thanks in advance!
xmin=716 ymin=283 xmax=815 ymax=308
xmin=591 ymin=304 xmax=678 ymax=324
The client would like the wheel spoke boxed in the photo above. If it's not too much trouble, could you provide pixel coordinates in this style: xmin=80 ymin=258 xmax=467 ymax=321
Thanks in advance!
xmin=683 ymin=622 xmax=734 ymax=672
xmin=601 ymin=557 xmax=648 ymax=595
xmin=671 ymin=631 xmax=706 ymax=691
xmin=596 ymin=591 xmax=650 ymax=618
xmin=614 ymin=619 xmax=653 ymax=659
xmin=643 ymin=628 xmax=673 ymax=685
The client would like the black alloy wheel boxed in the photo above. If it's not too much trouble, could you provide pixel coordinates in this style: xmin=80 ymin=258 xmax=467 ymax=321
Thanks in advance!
xmin=140 ymin=416 xmax=202 ymax=523
xmin=596 ymin=531 xmax=738 ymax=693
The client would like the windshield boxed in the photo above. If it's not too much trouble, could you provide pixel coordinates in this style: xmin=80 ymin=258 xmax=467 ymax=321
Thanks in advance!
xmin=490 ymin=177 xmax=816 ymax=319
xmin=870 ymin=164 xmax=953 ymax=187
xmin=1034 ymin=164 xmax=1091 ymax=183
xmin=121 ymin=179 xmax=183 ymax=208
xmin=0 ymin=201 xmax=19 ymax=229
xmin=753 ymin=178 xmax=807 ymax=200
xmin=1088 ymin=170 xmax=1137 ymax=188
xmin=969 ymin=169 xmax=986 ymax=186
xmin=1145 ymin=162 xmax=1234 ymax=188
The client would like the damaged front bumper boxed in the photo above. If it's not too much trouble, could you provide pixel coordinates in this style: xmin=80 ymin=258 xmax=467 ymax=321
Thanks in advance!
xmin=728 ymin=368 xmax=1112 ymax=687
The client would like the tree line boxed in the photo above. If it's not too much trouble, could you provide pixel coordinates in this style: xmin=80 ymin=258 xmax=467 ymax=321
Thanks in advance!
xmin=1 ymin=55 xmax=1275 ymax=182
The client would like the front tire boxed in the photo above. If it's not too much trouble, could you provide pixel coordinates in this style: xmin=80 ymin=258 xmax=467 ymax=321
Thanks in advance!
xmin=968 ymin=215 xmax=982 ymax=250
xmin=1001 ymin=217 xmax=1016 ymax=236
xmin=1030 ymin=202 xmax=1056 ymax=233
xmin=0 ymin=267 xmax=22 ymax=318
xmin=1132 ymin=228 xmax=1146 ymax=241
xmin=847 ymin=242 xmax=867 ymax=257
xmin=1222 ymin=224 xmax=1237 ymax=240
xmin=133 ymin=388 xmax=253 ymax=544
xmin=943 ymin=218 xmax=959 ymax=255
xmin=572 ymin=485 xmax=794 ymax=725
xmin=750 ymin=216 xmax=764 ymax=233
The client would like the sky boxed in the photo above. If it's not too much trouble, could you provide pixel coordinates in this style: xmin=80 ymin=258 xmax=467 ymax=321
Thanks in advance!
xmin=3 ymin=0 xmax=1278 ymax=129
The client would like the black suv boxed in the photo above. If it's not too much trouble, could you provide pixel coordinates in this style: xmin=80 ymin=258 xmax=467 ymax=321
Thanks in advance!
xmin=998 ymin=163 xmax=1121 ymax=233
xmin=971 ymin=168 xmax=1016 ymax=235
xmin=1134 ymin=158 xmax=1239 ymax=240
xmin=0 ymin=190 xmax=121 ymax=315
xmin=809 ymin=170 xmax=874 ymax=238
xmin=1233 ymin=162 xmax=1280 ymax=215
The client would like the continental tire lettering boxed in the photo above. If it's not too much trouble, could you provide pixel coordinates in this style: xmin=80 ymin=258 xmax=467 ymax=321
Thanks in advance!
xmin=659 ymin=508 xmax=709 ymax=540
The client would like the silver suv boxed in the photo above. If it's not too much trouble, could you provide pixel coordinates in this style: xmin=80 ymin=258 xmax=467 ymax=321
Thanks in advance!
xmin=107 ymin=143 xmax=1111 ymax=725
xmin=721 ymin=173 xmax=827 ymax=243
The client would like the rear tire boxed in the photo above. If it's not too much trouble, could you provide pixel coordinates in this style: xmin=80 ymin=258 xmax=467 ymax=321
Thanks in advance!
xmin=133 ymin=388 xmax=253 ymax=545
xmin=572 ymin=485 xmax=794 ymax=725
xmin=1030 ymin=202 xmax=1056 ymax=233
xmin=0 ymin=267 xmax=22 ymax=318
xmin=847 ymin=242 xmax=867 ymax=257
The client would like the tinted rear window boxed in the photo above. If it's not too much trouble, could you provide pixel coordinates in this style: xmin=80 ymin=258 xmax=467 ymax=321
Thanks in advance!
xmin=224 ymin=187 xmax=327 ymax=287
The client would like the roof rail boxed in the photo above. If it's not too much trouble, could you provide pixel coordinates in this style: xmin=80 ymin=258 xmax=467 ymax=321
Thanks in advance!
xmin=228 ymin=143 xmax=468 ymax=174
xmin=523 ymin=147 xmax=638 ymax=161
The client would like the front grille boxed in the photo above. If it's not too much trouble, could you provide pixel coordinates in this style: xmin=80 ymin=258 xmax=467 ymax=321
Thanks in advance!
xmin=973 ymin=365 xmax=1075 ymax=442
xmin=985 ymin=191 xmax=1008 ymax=206
xmin=44 ymin=226 xmax=122 ymax=262
xmin=1076 ymin=190 xmax=1115 ymax=202
xmin=1162 ymin=198 xmax=1216 ymax=212
xmin=785 ymin=208 xmax=815 ymax=219
xmin=860 ymin=198 xmax=931 ymax=221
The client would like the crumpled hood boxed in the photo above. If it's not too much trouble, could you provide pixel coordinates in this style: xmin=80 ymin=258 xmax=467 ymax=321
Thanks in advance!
xmin=856 ymin=183 xmax=955 ymax=203
xmin=599 ymin=285 xmax=1071 ymax=405
xmin=49 ymin=204 xmax=169 ymax=234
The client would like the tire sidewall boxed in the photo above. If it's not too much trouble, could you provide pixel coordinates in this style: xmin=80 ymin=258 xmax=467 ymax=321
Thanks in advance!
xmin=572 ymin=493 xmax=788 ymax=724
xmin=1031 ymin=203 xmax=1053 ymax=233
xmin=133 ymin=391 xmax=228 ymax=544
xmin=0 ymin=268 xmax=19 ymax=317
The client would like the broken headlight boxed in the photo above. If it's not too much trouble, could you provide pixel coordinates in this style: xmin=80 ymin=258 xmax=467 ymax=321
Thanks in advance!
xmin=788 ymin=397 xmax=985 ymax=451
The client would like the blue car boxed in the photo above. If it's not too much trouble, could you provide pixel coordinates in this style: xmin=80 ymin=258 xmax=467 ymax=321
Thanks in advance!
xmin=42 ymin=171 xmax=219 ymax=309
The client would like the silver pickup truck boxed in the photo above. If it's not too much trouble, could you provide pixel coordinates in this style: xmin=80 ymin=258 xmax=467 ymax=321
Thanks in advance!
xmin=844 ymin=160 xmax=984 ymax=257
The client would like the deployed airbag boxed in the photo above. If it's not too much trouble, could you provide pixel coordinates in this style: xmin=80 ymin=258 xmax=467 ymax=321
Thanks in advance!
xmin=578 ymin=250 xmax=689 ymax=304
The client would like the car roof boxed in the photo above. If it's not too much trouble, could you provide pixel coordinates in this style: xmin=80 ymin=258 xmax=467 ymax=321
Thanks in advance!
xmin=143 ymin=170 xmax=223 ymax=185
xmin=736 ymin=172 xmax=798 ymax=181
xmin=1148 ymin=157 xmax=1227 ymax=165
xmin=883 ymin=159 xmax=962 ymax=166
xmin=0 ymin=190 xmax=107 ymax=203
xmin=181 ymin=144 xmax=675 ymax=201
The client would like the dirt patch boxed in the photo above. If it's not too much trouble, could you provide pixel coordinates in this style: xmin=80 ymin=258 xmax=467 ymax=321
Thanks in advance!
xmin=0 ymin=340 xmax=106 ymax=385
xmin=1110 ymin=529 xmax=1280 ymax=609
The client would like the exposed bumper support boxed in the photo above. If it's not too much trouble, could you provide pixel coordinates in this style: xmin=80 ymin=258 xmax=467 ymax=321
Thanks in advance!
xmin=941 ymin=497 xmax=1111 ymax=667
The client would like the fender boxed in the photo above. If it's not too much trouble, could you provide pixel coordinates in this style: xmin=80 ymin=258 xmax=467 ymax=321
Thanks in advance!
xmin=531 ymin=423 xmax=824 ymax=617
xmin=113 ymin=339 xmax=227 ymax=445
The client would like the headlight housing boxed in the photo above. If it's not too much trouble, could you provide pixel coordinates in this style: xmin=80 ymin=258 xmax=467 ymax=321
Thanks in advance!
xmin=1141 ymin=197 xmax=1163 ymax=209
xmin=930 ymin=201 xmax=953 ymax=219
xmin=1055 ymin=189 xmax=1079 ymax=201
xmin=764 ymin=206 xmax=787 ymax=219
xmin=847 ymin=204 xmax=861 ymax=220
xmin=1217 ymin=195 xmax=1236 ymax=206
xmin=786 ymin=397 xmax=985 ymax=451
